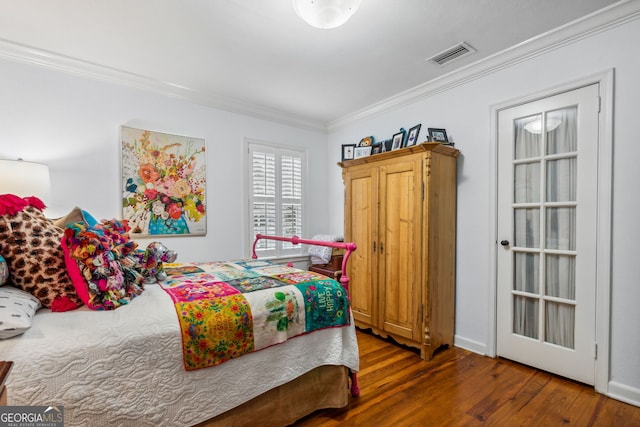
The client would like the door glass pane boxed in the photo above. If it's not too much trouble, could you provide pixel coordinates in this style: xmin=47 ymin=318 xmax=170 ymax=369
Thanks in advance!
xmin=513 ymin=295 xmax=538 ymax=339
xmin=546 ymin=207 xmax=576 ymax=250
xmin=514 ymin=208 xmax=540 ymax=248
xmin=515 ymin=114 xmax=541 ymax=159
xmin=545 ymin=254 xmax=575 ymax=299
xmin=547 ymin=158 xmax=576 ymax=202
xmin=546 ymin=107 xmax=578 ymax=154
xmin=545 ymin=302 xmax=575 ymax=349
xmin=514 ymin=162 xmax=540 ymax=203
xmin=514 ymin=252 xmax=539 ymax=293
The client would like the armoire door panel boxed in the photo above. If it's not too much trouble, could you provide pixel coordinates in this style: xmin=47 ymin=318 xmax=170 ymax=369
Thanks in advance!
xmin=344 ymin=168 xmax=377 ymax=326
xmin=379 ymin=160 xmax=421 ymax=340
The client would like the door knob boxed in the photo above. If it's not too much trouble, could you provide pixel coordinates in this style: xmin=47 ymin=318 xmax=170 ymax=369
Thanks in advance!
xmin=500 ymin=240 xmax=510 ymax=247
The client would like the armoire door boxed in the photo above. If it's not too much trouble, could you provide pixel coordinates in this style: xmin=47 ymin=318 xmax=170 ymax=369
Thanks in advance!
xmin=378 ymin=158 xmax=422 ymax=341
xmin=344 ymin=166 xmax=378 ymax=327
xmin=496 ymin=83 xmax=599 ymax=385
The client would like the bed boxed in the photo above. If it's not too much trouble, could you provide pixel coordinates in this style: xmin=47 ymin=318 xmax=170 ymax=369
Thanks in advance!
xmin=0 ymin=197 xmax=360 ymax=427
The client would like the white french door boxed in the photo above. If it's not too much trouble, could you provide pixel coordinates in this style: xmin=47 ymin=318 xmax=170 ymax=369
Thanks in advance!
xmin=496 ymin=84 xmax=599 ymax=385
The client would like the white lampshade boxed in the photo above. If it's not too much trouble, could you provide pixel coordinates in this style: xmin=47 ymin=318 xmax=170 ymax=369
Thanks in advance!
xmin=293 ymin=0 xmax=362 ymax=29
xmin=0 ymin=159 xmax=52 ymax=205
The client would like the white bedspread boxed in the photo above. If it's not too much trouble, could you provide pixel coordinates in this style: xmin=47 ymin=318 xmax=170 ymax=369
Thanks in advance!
xmin=0 ymin=285 xmax=359 ymax=426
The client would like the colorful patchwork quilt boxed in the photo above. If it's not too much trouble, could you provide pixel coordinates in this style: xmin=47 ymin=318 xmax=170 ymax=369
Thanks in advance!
xmin=160 ymin=259 xmax=351 ymax=370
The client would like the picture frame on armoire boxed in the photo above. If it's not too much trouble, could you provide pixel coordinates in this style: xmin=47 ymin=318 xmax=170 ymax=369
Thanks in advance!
xmin=342 ymin=144 xmax=356 ymax=161
xmin=406 ymin=124 xmax=421 ymax=147
xmin=391 ymin=129 xmax=406 ymax=150
xmin=428 ymin=127 xmax=449 ymax=143
xmin=354 ymin=146 xmax=372 ymax=159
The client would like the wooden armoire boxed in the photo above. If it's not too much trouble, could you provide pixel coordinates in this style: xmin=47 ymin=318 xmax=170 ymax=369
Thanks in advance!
xmin=340 ymin=142 xmax=460 ymax=360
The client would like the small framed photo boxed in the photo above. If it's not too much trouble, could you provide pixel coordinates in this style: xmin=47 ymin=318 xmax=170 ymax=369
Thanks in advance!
xmin=382 ymin=139 xmax=393 ymax=152
xmin=391 ymin=130 xmax=406 ymax=150
xmin=342 ymin=144 xmax=356 ymax=161
xmin=371 ymin=143 xmax=382 ymax=155
xmin=354 ymin=146 xmax=372 ymax=159
xmin=428 ymin=128 xmax=449 ymax=143
xmin=406 ymin=124 xmax=421 ymax=147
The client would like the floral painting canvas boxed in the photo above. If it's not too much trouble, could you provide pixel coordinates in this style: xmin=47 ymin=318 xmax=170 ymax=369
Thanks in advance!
xmin=121 ymin=126 xmax=206 ymax=237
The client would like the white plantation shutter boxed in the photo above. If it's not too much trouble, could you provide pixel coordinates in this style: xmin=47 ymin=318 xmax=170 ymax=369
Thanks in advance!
xmin=252 ymin=151 xmax=276 ymax=197
xmin=281 ymin=155 xmax=302 ymax=198
xmin=280 ymin=155 xmax=303 ymax=250
xmin=248 ymin=142 xmax=305 ymax=257
xmin=251 ymin=150 xmax=277 ymax=251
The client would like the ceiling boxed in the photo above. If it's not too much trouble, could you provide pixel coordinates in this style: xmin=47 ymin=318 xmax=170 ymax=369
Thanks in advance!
xmin=0 ymin=0 xmax=622 ymax=128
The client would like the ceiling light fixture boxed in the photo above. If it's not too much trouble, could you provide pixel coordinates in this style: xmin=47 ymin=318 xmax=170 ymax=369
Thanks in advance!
xmin=293 ymin=0 xmax=362 ymax=29
xmin=524 ymin=118 xmax=562 ymax=134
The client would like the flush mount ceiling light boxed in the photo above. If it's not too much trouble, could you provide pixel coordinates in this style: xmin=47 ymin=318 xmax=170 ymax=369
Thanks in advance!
xmin=293 ymin=0 xmax=362 ymax=29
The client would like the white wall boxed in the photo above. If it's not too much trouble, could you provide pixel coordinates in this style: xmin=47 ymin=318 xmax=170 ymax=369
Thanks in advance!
xmin=327 ymin=16 xmax=640 ymax=404
xmin=0 ymin=58 xmax=330 ymax=263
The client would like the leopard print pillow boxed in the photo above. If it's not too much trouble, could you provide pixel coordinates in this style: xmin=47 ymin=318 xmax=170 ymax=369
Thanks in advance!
xmin=0 ymin=196 xmax=82 ymax=311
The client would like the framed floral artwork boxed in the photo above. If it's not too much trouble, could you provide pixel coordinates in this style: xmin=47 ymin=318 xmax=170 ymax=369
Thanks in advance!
xmin=121 ymin=126 xmax=206 ymax=237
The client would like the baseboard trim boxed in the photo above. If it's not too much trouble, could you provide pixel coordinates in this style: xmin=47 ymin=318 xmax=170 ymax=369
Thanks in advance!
xmin=607 ymin=381 xmax=640 ymax=407
xmin=453 ymin=334 xmax=488 ymax=356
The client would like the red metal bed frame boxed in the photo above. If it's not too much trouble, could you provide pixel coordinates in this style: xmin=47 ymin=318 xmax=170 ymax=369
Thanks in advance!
xmin=251 ymin=234 xmax=360 ymax=396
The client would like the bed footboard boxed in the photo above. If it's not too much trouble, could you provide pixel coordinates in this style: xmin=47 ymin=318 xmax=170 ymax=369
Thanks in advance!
xmin=251 ymin=234 xmax=360 ymax=397
xmin=251 ymin=234 xmax=357 ymax=293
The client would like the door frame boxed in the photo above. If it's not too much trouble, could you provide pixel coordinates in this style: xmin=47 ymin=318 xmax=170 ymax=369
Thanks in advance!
xmin=487 ymin=69 xmax=614 ymax=394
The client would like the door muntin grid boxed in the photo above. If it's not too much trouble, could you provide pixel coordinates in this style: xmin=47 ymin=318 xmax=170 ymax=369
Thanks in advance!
xmin=512 ymin=107 xmax=578 ymax=349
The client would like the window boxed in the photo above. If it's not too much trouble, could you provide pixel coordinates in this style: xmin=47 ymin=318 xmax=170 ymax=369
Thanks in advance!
xmin=247 ymin=140 xmax=306 ymax=258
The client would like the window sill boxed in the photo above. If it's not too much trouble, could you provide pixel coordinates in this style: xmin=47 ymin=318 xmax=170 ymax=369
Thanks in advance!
xmin=256 ymin=254 xmax=311 ymax=269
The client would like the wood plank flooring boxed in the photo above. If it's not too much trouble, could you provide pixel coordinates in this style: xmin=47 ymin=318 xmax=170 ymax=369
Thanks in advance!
xmin=293 ymin=330 xmax=640 ymax=426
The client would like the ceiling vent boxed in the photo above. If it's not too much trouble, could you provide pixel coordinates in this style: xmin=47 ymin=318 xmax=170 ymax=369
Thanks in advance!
xmin=427 ymin=42 xmax=476 ymax=66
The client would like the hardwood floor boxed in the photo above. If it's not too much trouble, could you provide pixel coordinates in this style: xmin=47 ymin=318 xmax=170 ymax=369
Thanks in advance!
xmin=293 ymin=330 xmax=640 ymax=427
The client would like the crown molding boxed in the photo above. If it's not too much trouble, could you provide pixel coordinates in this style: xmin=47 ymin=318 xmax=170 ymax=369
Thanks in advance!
xmin=1 ymin=1 xmax=638 ymax=134
xmin=328 ymin=0 xmax=640 ymax=131
xmin=0 ymin=38 xmax=327 ymax=133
